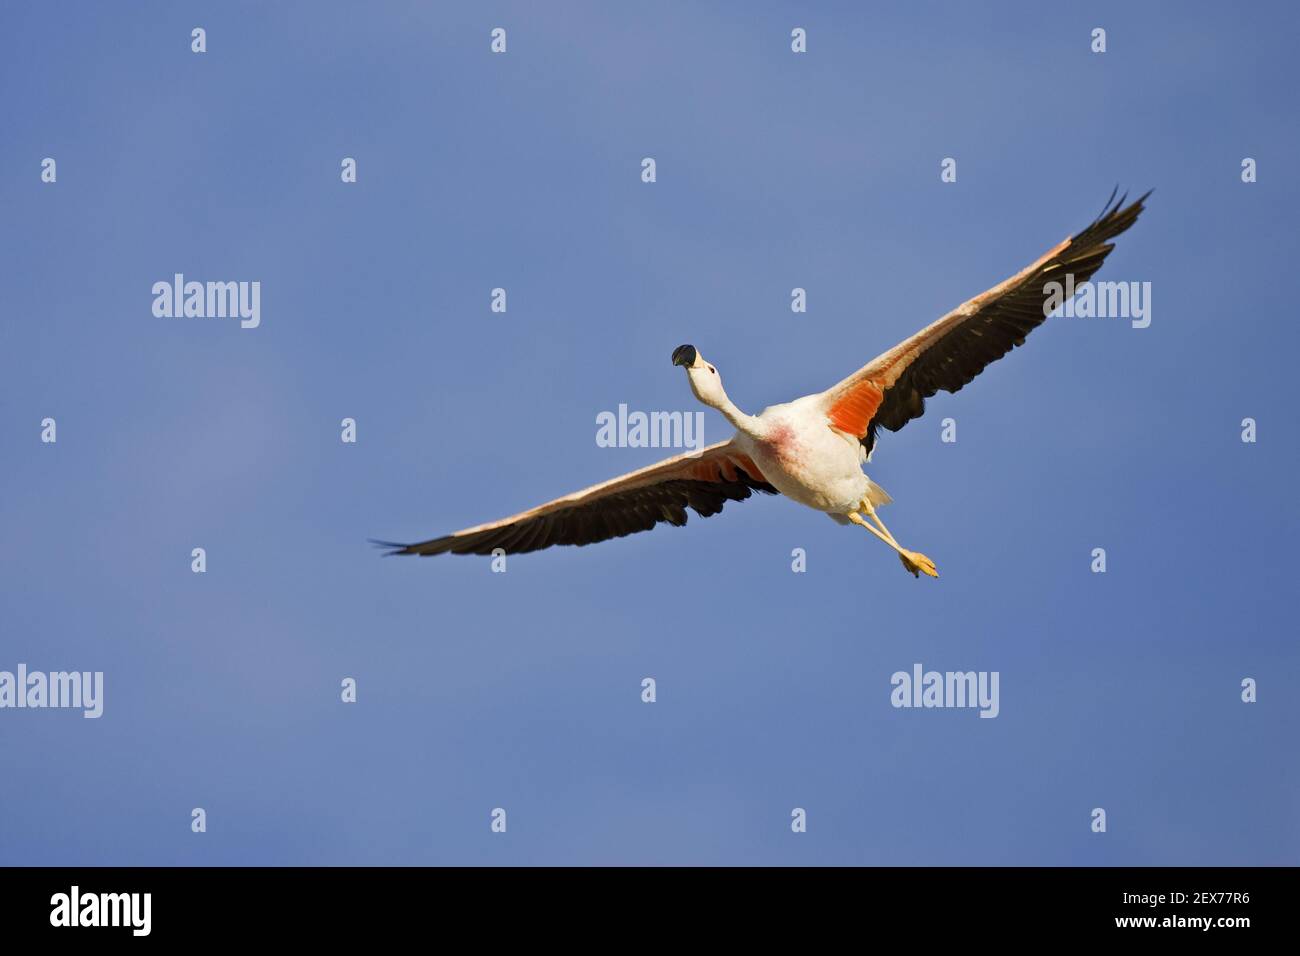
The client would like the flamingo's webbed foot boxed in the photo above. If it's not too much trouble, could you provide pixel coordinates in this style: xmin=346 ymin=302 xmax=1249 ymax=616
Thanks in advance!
xmin=898 ymin=550 xmax=938 ymax=578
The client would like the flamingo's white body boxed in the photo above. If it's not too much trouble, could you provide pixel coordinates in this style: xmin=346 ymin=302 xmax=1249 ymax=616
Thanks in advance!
xmin=727 ymin=395 xmax=882 ymax=516
xmin=379 ymin=192 xmax=1148 ymax=577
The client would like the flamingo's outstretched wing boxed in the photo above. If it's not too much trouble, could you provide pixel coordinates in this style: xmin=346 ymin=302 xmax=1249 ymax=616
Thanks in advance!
xmin=376 ymin=440 xmax=775 ymax=556
xmin=820 ymin=190 xmax=1150 ymax=457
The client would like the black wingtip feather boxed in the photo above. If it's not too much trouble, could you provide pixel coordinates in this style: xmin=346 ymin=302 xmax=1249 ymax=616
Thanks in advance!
xmin=368 ymin=538 xmax=415 ymax=556
xmin=1074 ymin=187 xmax=1151 ymax=245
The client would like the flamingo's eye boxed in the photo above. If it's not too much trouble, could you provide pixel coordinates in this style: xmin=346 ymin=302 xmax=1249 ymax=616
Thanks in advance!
xmin=708 ymin=366 xmax=716 ymax=374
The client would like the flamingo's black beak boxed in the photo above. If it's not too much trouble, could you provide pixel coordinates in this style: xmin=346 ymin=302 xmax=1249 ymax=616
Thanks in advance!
xmin=672 ymin=344 xmax=697 ymax=368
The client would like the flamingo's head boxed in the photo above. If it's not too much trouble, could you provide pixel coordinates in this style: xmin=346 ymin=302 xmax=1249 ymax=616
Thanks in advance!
xmin=672 ymin=344 xmax=727 ymax=409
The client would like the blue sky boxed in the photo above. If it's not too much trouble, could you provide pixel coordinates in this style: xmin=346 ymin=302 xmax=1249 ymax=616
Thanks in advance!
xmin=2 ymin=0 xmax=1296 ymax=865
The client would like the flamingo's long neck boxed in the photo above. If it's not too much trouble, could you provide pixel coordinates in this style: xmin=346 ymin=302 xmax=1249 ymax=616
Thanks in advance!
xmin=711 ymin=393 xmax=763 ymax=439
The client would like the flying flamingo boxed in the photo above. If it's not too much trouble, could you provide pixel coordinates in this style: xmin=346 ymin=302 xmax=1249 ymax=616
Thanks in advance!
xmin=379 ymin=191 xmax=1148 ymax=577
